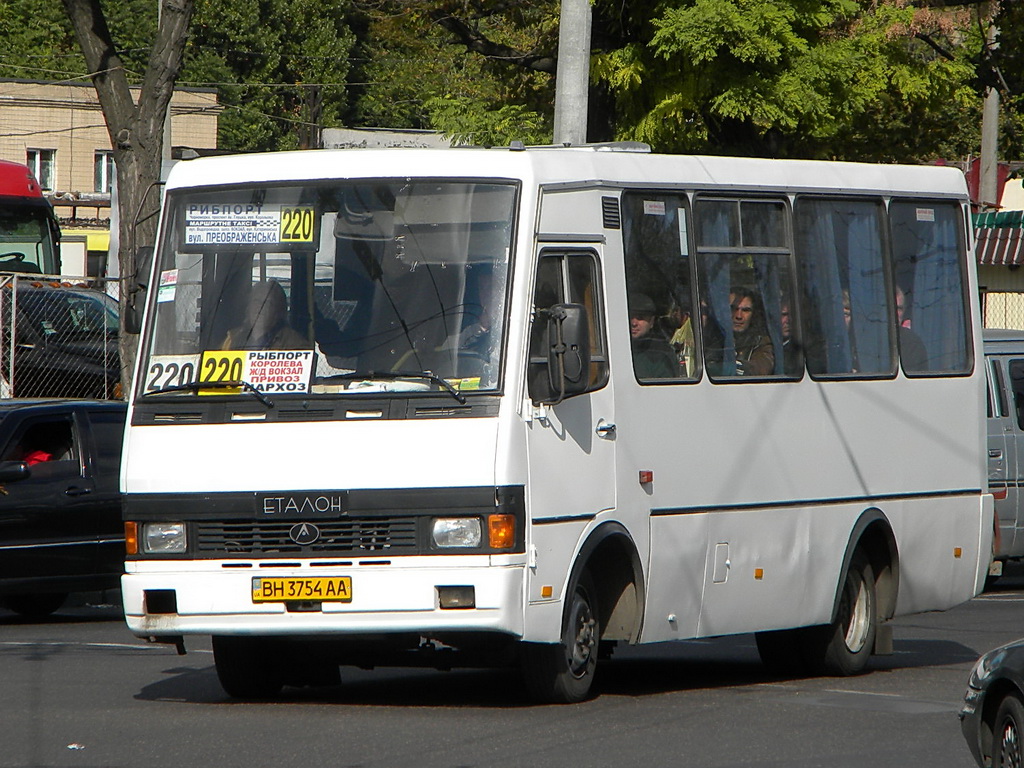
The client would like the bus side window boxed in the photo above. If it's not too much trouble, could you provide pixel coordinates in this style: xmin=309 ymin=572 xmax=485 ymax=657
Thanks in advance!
xmin=794 ymin=197 xmax=892 ymax=378
xmin=621 ymin=192 xmax=696 ymax=382
xmin=695 ymin=197 xmax=796 ymax=380
xmin=527 ymin=251 xmax=608 ymax=402
xmin=889 ymin=201 xmax=971 ymax=375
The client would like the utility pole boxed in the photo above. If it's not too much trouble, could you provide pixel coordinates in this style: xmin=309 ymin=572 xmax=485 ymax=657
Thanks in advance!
xmin=980 ymin=16 xmax=1000 ymax=209
xmin=553 ymin=0 xmax=591 ymax=145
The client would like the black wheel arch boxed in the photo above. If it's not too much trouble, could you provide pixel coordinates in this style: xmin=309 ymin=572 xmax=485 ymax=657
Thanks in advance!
xmin=832 ymin=507 xmax=899 ymax=625
xmin=568 ymin=521 xmax=645 ymax=644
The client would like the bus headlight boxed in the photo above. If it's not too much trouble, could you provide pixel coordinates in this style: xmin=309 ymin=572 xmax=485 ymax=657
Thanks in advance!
xmin=142 ymin=522 xmax=186 ymax=554
xmin=432 ymin=517 xmax=482 ymax=548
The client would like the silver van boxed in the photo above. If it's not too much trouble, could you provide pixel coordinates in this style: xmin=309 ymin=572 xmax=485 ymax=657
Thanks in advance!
xmin=984 ymin=328 xmax=1024 ymax=581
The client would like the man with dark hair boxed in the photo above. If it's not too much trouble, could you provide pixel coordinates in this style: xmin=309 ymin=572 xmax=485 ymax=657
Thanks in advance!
xmin=628 ymin=293 xmax=677 ymax=380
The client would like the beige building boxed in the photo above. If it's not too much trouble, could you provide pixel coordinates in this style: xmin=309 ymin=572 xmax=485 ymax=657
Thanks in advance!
xmin=0 ymin=78 xmax=219 ymax=275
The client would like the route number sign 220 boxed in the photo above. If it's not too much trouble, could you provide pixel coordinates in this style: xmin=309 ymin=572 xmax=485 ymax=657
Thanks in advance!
xmin=280 ymin=207 xmax=314 ymax=242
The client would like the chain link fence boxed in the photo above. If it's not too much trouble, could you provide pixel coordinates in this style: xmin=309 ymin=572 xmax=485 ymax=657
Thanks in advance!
xmin=983 ymin=291 xmax=1024 ymax=331
xmin=0 ymin=274 xmax=122 ymax=399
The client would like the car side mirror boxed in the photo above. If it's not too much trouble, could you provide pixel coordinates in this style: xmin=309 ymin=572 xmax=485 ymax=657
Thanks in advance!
xmin=0 ymin=460 xmax=30 ymax=482
xmin=529 ymin=303 xmax=591 ymax=405
xmin=124 ymin=245 xmax=154 ymax=335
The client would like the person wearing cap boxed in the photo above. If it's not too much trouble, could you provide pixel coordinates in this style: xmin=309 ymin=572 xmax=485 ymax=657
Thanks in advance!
xmin=628 ymin=292 xmax=677 ymax=380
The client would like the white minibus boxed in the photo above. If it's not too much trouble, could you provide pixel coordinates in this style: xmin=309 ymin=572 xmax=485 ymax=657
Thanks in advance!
xmin=121 ymin=143 xmax=992 ymax=702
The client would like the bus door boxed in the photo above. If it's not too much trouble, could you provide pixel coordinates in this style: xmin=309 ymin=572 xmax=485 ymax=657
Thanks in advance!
xmin=524 ymin=247 xmax=616 ymax=606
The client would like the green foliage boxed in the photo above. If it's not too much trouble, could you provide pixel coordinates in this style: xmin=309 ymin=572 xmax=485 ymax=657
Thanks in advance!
xmin=593 ymin=0 xmax=983 ymax=161
xmin=184 ymin=0 xmax=355 ymax=151
xmin=0 ymin=0 xmax=1011 ymax=162
xmin=352 ymin=2 xmax=555 ymax=144
xmin=425 ymin=97 xmax=549 ymax=146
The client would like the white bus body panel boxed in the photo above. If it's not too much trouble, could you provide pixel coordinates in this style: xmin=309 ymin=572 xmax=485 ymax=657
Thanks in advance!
xmin=122 ymin=418 xmax=501 ymax=494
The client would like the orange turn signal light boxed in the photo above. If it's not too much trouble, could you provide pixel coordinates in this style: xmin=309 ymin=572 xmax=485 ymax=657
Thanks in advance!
xmin=488 ymin=514 xmax=515 ymax=549
xmin=124 ymin=521 xmax=138 ymax=555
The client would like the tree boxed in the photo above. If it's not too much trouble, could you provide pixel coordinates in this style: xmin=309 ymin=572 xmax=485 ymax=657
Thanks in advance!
xmin=60 ymin=0 xmax=194 ymax=388
xmin=383 ymin=0 xmax=991 ymax=162
xmin=351 ymin=1 xmax=556 ymax=145
xmin=184 ymin=0 xmax=356 ymax=152
xmin=590 ymin=0 xmax=982 ymax=160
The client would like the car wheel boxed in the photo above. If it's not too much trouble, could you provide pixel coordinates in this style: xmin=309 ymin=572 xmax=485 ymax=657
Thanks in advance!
xmin=212 ymin=636 xmax=284 ymax=699
xmin=521 ymin=571 xmax=600 ymax=703
xmin=802 ymin=549 xmax=877 ymax=676
xmin=1 ymin=592 xmax=67 ymax=618
xmin=994 ymin=694 xmax=1024 ymax=768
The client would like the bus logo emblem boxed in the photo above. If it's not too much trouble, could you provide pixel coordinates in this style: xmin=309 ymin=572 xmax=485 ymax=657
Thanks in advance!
xmin=289 ymin=523 xmax=320 ymax=546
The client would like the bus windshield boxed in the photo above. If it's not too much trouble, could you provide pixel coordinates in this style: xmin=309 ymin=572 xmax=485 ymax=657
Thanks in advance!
xmin=140 ymin=180 xmax=517 ymax=398
xmin=0 ymin=201 xmax=59 ymax=274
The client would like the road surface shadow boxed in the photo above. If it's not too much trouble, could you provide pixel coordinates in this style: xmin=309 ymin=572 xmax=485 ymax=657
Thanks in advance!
xmin=131 ymin=630 xmax=981 ymax=707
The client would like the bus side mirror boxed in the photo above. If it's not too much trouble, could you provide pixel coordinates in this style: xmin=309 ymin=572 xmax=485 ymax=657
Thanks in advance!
xmin=530 ymin=303 xmax=591 ymax=405
xmin=124 ymin=246 xmax=154 ymax=335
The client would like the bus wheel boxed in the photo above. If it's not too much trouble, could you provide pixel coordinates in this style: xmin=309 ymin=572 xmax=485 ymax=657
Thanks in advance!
xmin=521 ymin=572 xmax=600 ymax=703
xmin=803 ymin=550 xmax=876 ymax=676
xmin=212 ymin=636 xmax=284 ymax=699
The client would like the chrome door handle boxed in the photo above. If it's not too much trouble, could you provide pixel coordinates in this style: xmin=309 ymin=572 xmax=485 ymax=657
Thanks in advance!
xmin=596 ymin=420 xmax=616 ymax=438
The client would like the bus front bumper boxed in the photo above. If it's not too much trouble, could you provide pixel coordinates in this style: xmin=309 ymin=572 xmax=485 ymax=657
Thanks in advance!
xmin=122 ymin=559 xmax=526 ymax=639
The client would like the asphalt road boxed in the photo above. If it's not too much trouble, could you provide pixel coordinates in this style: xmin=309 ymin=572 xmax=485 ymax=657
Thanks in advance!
xmin=3 ymin=571 xmax=1024 ymax=768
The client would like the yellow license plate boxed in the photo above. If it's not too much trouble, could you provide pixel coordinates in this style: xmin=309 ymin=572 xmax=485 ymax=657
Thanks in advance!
xmin=252 ymin=576 xmax=352 ymax=603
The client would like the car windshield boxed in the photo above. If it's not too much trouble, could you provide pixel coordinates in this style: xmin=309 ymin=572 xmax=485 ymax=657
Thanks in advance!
xmin=20 ymin=289 xmax=119 ymax=338
xmin=140 ymin=180 xmax=517 ymax=399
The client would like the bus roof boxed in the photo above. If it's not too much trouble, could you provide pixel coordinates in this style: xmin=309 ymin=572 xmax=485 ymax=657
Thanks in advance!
xmin=0 ymin=160 xmax=44 ymax=199
xmin=163 ymin=146 xmax=970 ymax=200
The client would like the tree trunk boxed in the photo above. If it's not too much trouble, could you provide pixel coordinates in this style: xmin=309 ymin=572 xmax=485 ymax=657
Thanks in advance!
xmin=61 ymin=0 xmax=195 ymax=395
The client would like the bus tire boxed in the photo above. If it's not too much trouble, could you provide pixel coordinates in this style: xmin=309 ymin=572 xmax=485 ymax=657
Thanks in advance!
xmin=520 ymin=571 xmax=600 ymax=703
xmin=212 ymin=636 xmax=284 ymax=699
xmin=803 ymin=549 xmax=876 ymax=676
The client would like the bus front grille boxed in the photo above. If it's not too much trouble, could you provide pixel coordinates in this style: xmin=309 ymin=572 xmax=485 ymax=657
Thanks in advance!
xmin=195 ymin=518 xmax=418 ymax=556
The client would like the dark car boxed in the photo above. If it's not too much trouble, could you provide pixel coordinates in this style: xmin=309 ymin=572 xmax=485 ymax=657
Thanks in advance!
xmin=961 ymin=638 xmax=1024 ymax=767
xmin=0 ymin=399 xmax=126 ymax=617
xmin=3 ymin=281 xmax=121 ymax=399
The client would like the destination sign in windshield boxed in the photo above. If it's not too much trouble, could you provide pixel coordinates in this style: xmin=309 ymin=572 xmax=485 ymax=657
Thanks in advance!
xmin=182 ymin=204 xmax=317 ymax=249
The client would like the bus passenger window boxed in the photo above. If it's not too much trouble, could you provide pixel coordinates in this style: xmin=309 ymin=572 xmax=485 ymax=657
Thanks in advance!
xmin=621 ymin=192 xmax=696 ymax=382
xmin=889 ymin=201 xmax=971 ymax=375
xmin=695 ymin=197 xmax=796 ymax=380
xmin=794 ymin=198 xmax=892 ymax=377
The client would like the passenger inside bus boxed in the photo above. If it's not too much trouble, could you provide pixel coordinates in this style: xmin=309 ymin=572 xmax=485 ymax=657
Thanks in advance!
xmin=628 ymin=293 xmax=676 ymax=379
xmin=895 ymin=285 xmax=928 ymax=371
xmin=221 ymin=280 xmax=310 ymax=351
xmin=779 ymin=301 xmax=801 ymax=375
xmin=730 ymin=287 xmax=774 ymax=376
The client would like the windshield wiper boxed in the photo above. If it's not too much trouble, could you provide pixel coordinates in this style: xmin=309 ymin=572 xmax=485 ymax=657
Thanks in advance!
xmin=140 ymin=380 xmax=275 ymax=408
xmin=319 ymin=370 xmax=467 ymax=405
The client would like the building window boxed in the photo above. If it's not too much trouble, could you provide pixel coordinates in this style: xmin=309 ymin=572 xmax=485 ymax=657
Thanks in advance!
xmin=26 ymin=149 xmax=55 ymax=190
xmin=94 ymin=151 xmax=115 ymax=193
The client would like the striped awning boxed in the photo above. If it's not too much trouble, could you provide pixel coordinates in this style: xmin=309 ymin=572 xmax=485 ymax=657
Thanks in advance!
xmin=975 ymin=210 xmax=1024 ymax=266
